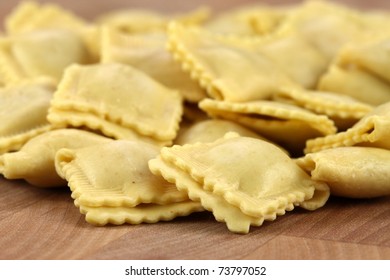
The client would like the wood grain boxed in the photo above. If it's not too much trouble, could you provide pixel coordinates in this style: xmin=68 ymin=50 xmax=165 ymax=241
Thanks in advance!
xmin=1 ymin=0 xmax=390 ymax=260
xmin=1 ymin=177 xmax=389 ymax=260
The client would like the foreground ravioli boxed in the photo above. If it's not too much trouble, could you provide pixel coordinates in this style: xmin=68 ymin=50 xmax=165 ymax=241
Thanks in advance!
xmin=55 ymin=140 xmax=189 ymax=207
xmin=56 ymin=140 xmax=202 ymax=226
xmin=149 ymin=134 xmax=329 ymax=233
xmin=0 ymin=129 xmax=112 ymax=187
xmin=297 ymin=147 xmax=390 ymax=198
xmin=149 ymin=156 xmax=265 ymax=234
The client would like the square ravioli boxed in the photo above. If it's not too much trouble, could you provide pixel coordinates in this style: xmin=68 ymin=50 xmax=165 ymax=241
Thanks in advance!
xmin=167 ymin=21 xmax=296 ymax=102
xmin=55 ymin=140 xmax=189 ymax=208
xmin=149 ymin=134 xmax=329 ymax=233
xmin=149 ymin=156 xmax=265 ymax=234
xmin=47 ymin=63 xmax=183 ymax=143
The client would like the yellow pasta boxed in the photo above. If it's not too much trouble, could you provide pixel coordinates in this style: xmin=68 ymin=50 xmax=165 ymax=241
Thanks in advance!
xmin=297 ymin=147 xmax=390 ymax=198
xmin=47 ymin=63 xmax=183 ymax=143
xmin=305 ymin=101 xmax=390 ymax=153
xmin=0 ymin=82 xmax=54 ymax=154
xmin=150 ymin=133 xmax=329 ymax=232
xmin=1 ymin=0 xmax=389 ymax=234
xmin=0 ymin=129 xmax=112 ymax=187
xmin=55 ymin=140 xmax=189 ymax=208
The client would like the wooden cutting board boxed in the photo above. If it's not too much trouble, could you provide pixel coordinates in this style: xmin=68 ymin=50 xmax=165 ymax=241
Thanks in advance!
xmin=1 ymin=0 xmax=390 ymax=260
xmin=1 ymin=177 xmax=389 ymax=259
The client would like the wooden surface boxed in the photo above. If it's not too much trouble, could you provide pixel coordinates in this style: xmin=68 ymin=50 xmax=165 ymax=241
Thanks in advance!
xmin=1 ymin=0 xmax=390 ymax=260
xmin=1 ymin=177 xmax=390 ymax=259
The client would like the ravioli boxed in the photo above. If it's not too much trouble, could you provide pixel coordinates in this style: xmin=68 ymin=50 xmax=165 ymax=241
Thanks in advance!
xmin=149 ymin=156 xmax=265 ymax=234
xmin=167 ymin=21 xmax=295 ymax=102
xmin=337 ymin=37 xmax=390 ymax=83
xmin=0 ymin=82 xmax=54 ymax=154
xmin=297 ymin=147 xmax=390 ymax=198
xmin=257 ymin=33 xmax=328 ymax=89
xmin=48 ymin=108 xmax=173 ymax=147
xmin=319 ymin=36 xmax=390 ymax=106
xmin=174 ymin=119 xmax=266 ymax=145
xmin=0 ymin=29 xmax=90 ymax=85
xmin=47 ymin=63 xmax=183 ymax=143
xmin=4 ymin=1 xmax=96 ymax=62
xmin=204 ymin=5 xmax=288 ymax=36
xmin=55 ymin=140 xmax=189 ymax=208
xmin=76 ymin=199 xmax=204 ymax=226
xmin=1 ymin=0 xmax=389 ymax=234
xmin=87 ymin=7 xmax=210 ymax=60
xmin=96 ymin=7 xmax=210 ymax=33
xmin=101 ymin=28 xmax=206 ymax=103
xmin=199 ymin=98 xmax=336 ymax=154
xmin=275 ymin=0 xmax=366 ymax=61
xmin=318 ymin=65 xmax=390 ymax=106
xmin=149 ymin=134 xmax=328 ymax=232
xmin=5 ymin=1 xmax=87 ymax=35
xmin=0 ymin=129 xmax=112 ymax=187
xmin=305 ymin=101 xmax=390 ymax=153
xmin=273 ymin=87 xmax=373 ymax=130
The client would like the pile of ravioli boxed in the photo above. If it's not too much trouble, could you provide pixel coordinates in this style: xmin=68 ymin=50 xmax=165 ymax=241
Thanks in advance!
xmin=1 ymin=0 xmax=390 ymax=234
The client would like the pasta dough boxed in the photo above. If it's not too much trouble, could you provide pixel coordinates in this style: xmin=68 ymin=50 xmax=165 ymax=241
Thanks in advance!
xmin=47 ymin=63 xmax=183 ymax=144
xmin=0 ymin=82 xmax=54 ymax=154
xmin=101 ymin=28 xmax=207 ymax=103
xmin=305 ymin=101 xmax=390 ymax=153
xmin=0 ymin=129 xmax=112 ymax=187
xmin=0 ymin=29 xmax=90 ymax=85
xmin=55 ymin=140 xmax=202 ymax=226
xmin=55 ymin=140 xmax=189 ymax=208
xmin=149 ymin=134 xmax=329 ymax=233
xmin=174 ymin=119 xmax=267 ymax=145
xmin=199 ymin=98 xmax=336 ymax=154
xmin=297 ymin=147 xmax=390 ymax=198
xmin=167 ymin=21 xmax=295 ymax=102
xmin=273 ymin=87 xmax=373 ymax=130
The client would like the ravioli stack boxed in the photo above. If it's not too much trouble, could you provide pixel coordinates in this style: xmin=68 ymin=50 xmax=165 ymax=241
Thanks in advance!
xmin=1 ymin=0 xmax=390 ymax=233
